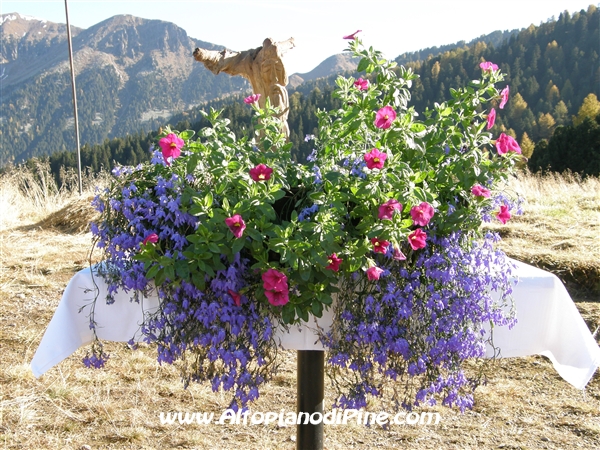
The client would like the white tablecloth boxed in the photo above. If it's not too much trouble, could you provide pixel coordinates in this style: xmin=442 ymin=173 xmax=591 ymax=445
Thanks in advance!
xmin=31 ymin=260 xmax=600 ymax=390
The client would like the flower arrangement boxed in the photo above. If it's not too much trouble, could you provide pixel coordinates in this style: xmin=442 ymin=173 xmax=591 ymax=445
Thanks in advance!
xmin=89 ymin=35 xmax=522 ymax=411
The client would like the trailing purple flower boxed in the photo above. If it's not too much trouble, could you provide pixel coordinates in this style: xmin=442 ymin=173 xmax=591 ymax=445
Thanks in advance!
xmin=323 ymin=231 xmax=515 ymax=411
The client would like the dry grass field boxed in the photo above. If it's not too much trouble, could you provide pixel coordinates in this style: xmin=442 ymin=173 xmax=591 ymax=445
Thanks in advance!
xmin=1 ymin=163 xmax=599 ymax=449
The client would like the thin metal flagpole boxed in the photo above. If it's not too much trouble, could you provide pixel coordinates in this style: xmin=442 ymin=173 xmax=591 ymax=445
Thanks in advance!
xmin=64 ymin=0 xmax=82 ymax=195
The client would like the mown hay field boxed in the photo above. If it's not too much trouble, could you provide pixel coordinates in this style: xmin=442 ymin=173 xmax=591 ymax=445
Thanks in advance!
xmin=1 ymin=163 xmax=599 ymax=449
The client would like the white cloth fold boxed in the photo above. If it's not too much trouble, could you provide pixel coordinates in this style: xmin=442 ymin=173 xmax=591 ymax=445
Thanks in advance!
xmin=484 ymin=260 xmax=600 ymax=390
xmin=30 ymin=267 xmax=159 ymax=377
xmin=31 ymin=260 xmax=600 ymax=390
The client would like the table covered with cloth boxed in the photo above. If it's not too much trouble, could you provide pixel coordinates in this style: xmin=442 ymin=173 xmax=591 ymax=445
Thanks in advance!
xmin=30 ymin=259 xmax=600 ymax=390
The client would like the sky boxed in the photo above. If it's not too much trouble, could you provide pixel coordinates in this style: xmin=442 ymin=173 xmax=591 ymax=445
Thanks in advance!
xmin=1 ymin=0 xmax=596 ymax=74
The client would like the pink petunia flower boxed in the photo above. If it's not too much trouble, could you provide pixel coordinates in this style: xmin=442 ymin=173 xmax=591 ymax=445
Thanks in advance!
xmin=471 ymin=184 xmax=490 ymax=198
xmin=487 ymin=108 xmax=496 ymax=130
xmin=408 ymin=228 xmax=427 ymax=250
xmin=378 ymin=199 xmax=403 ymax=220
xmin=244 ymin=94 xmax=261 ymax=104
xmin=262 ymin=268 xmax=288 ymax=292
xmin=393 ymin=247 xmax=407 ymax=261
xmin=479 ymin=61 xmax=499 ymax=72
xmin=158 ymin=134 xmax=185 ymax=164
xmin=343 ymin=30 xmax=361 ymax=40
xmin=225 ymin=214 xmax=246 ymax=238
xmin=374 ymin=106 xmax=397 ymax=129
xmin=410 ymin=202 xmax=435 ymax=227
xmin=262 ymin=268 xmax=289 ymax=306
xmin=366 ymin=266 xmax=384 ymax=281
xmin=471 ymin=185 xmax=491 ymax=198
xmin=499 ymin=85 xmax=509 ymax=109
xmin=142 ymin=233 xmax=159 ymax=245
xmin=249 ymin=164 xmax=273 ymax=182
xmin=228 ymin=289 xmax=242 ymax=307
xmin=265 ymin=289 xmax=289 ymax=306
xmin=495 ymin=133 xmax=522 ymax=155
xmin=354 ymin=78 xmax=369 ymax=91
xmin=364 ymin=148 xmax=387 ymax=170
xmin=371 ymin=237 xmax=390 ymax=254
xmin=326 ymin=253 xmax=343 ymax=272
xmin=496 ymin=205 xmax=511 ymax=224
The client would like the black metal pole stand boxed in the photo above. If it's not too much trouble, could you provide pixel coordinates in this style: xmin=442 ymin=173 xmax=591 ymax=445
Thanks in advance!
xmin=296 ymin=350 xmax=325 ymax=450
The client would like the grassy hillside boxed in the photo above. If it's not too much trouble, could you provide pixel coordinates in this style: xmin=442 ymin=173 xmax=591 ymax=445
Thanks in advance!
xmin=485 ymin=171 xmax=600 ymax=298
xmin=1 ymin=166 xmax=599 ymax=448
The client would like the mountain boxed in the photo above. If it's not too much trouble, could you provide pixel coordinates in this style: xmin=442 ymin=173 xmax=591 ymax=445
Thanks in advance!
xmin=0 ymin=13 xmax=248 ymax=165
xmin=1 ymin=13 xmax=80 ymax=66
xmin=289 ymin=53 xmax=360 ymax=88
xmin=287 ymin=29 xmax=519 ymax=91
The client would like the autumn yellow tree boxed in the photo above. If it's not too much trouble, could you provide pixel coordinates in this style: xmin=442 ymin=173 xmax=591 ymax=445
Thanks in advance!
xmin=508 ymin=93 xmax=528 ymax=121
xmin=538 ymin=113 xmax=556 ymax=139
xmin=520 ymin=132 xmax=535 ymax=158
xmin=553 ymin=100 xmax=569 ymax=125
xmin=431 ymin=61 xmax=440 ymax=82
xmin=545 ymin=81 xmax=560 ymax=103
xmin=573 ymin=94 xmax=600 ymax=126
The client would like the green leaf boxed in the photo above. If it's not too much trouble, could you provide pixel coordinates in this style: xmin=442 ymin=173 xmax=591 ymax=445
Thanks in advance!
xmin=321 ymin=295 xmax=333 ymax=305
xmin=300 ymin=267 xmax=311 ymax=282
xmin=211 ymin=254 xmax=226 ymax=271
xmin=179 ymin=130 xmax=195 ymax=140
xmin=297 ymin=306 xmax=309 ymax=323
xmin=413 ymin=187 xmax=429 ymax=202
xmin=232 ymin=237 xmax=245 ymax=254
xmin=311 ymin=301 xmax=323 ymax=318
xmin=186 ymin=154 xmax=199 ymax=175
xmin=282 ymin=305 xmax=295 ymax=324
xmin=192 ymin=273 xmax=206 ymax=290
xmin=357 ymin=57 xmax=370 ymax=73
xmin=413 ymin=171 xmax=428 ymax=184
xmin=204 ymin=192 xmax=213 ymax=208
xmin=165 ymin=265 xmax=175 ymax=281
xmin=175 ymin=260 xmax=190 ymax=279
xmin=410 ymin=123 xmax=426 ymax=133
xmin=340 ymin=119 xmax=362 ymax=138
xmin=146 ymin=264 xmax=160 ymax=279
xmin=215 ymin=183 xmax=227 ymax=195
xmin=440 ymin=107 xmax=452 ymax=117
xmin=198 ymin=251 xmax=213 ymax=260
xmin=246 ymin=228 xmax=263 ymax=242
xmin=228 ymin=161 xmax=242 ymax=171
xmin=155 ymin=269 xmax=166 ymax=286
xmin=189 ymin=205 xmax=205 ymax=217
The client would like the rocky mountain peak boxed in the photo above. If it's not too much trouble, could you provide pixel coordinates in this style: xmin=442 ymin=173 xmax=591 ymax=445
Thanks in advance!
xmin=289 ymin=53 xmax=359 ymax=87
xmin=0 ymin=12 xmax=80 ymax=63
xmin=77 ymin=15 xmax=193 ymax=59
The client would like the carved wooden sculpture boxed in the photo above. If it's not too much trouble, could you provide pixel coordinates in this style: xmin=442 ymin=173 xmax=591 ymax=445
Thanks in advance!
xmin=193 ymin=37 xmax=295 ymax=138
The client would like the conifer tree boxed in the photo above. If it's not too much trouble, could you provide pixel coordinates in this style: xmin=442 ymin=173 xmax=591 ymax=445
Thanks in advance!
xmin=520 ymin=132 xmax=535 ymax=159
xmin=573 ymin=94 xmax=600 ymax=126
